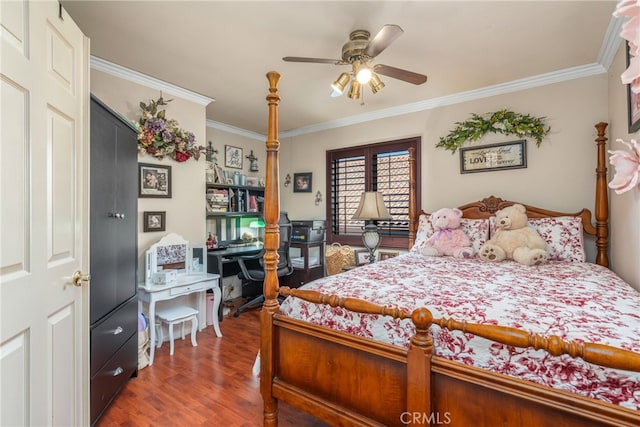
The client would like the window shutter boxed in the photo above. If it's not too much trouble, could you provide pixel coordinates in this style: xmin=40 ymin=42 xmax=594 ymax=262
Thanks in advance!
xmin=326 ymin=137 xmax=420 ymax=249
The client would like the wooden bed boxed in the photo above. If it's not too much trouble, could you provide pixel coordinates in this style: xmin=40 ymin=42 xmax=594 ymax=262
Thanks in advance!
xmin=258 ymin=72 xmax=640 ymax=426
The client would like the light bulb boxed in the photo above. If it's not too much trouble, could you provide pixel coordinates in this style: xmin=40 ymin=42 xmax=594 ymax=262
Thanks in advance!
xmin=356 ymin=67 xmax=372 ymax=84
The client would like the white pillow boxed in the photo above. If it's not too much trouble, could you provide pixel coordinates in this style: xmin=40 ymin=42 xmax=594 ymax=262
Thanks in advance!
xmin=489 ymin=216 xmax=585 ymax=262
xmin=411 ymin=214 xmax=489 ymax=256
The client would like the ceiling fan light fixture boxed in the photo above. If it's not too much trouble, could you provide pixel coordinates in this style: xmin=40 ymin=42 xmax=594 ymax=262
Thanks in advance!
xmin=331 ymin=72 xmax=350 ymax=94
xmin=347 ymin=80 xmax=361 ymax=100
xmin=369 ymin=72 xmax=385 ymax=94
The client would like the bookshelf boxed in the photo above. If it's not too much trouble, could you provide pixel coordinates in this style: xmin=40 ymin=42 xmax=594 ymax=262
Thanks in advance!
xmin=206 ymin=184 xmax=265 ymax=244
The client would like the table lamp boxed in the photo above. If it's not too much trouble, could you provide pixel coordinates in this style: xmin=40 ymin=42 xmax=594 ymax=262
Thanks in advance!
xmin=249 ymin=219 xmax=265 ymax=244
xmin=351 ymin=192 xmax=392 ymax=264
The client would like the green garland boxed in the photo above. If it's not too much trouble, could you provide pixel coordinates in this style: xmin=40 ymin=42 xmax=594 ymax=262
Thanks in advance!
xmin=436 ymin=109 xmax=550 ymax=153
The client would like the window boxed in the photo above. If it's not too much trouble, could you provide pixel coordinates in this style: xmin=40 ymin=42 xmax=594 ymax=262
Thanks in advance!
xmin=326 ymin=137 xmax=421 ymax=249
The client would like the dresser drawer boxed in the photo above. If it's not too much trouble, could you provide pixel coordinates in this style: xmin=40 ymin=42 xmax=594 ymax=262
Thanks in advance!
xmin=169 ymin=280 xmax=212 ymax=296
xmin=90 ymin=333 xmax=137 ymax=424
xmin=91 ymin=297 xmax=137 ymax=375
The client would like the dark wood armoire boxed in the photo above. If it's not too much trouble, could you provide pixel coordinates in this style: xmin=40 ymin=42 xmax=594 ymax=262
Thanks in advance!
xmin=89 ymin=95 xmax=139 ymax=425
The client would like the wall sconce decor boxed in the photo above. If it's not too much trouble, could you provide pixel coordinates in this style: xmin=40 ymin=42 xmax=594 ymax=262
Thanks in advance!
xmin=315 ymin=191 xmax=323 ymax=206
xmin=284 ymin=173 xmax=291 ymax=187
xmin=206 ymin=141 xmax=219 ymax=163
xmin=245 ymin=150 xmax=259 ymax=172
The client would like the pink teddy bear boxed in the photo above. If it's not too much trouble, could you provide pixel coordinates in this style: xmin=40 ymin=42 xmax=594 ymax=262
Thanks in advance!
xmin=422 ymin=207 xmax=475 ymax=259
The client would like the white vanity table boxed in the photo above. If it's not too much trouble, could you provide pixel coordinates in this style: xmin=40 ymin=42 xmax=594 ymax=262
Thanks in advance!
xmin=138 ymin=233 xmax=222 ymax=366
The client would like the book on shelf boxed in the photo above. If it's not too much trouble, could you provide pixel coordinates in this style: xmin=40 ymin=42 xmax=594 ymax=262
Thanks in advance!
xmin=206 ymin=188 xmax=229 ymax=213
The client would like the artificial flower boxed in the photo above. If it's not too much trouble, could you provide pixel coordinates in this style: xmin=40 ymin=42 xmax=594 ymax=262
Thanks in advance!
xmin=136 ymin=96 xmax=204 ymax=162
xmin=614 ymin=0 xmax=640 ymax=94
xmin=608 ymin=139 xmax=640 ymax=195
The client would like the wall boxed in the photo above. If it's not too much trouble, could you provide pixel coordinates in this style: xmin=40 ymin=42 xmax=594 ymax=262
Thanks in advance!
xmin=90 ymin=70 xmax=208 ymax=284
xmin=607 ymin=44 xmax=640 ymax=290
xmin=281 ymin=75 xmax=608 ymax=263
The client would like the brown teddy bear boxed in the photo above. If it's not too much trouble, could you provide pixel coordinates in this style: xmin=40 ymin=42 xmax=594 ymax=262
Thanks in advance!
xmin=479 ymin=203 xmax=548 ymax=266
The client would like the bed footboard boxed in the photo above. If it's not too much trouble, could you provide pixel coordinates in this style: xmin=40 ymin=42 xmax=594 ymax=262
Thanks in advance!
xmin=273 ymin=287 xmax=640 ymax=427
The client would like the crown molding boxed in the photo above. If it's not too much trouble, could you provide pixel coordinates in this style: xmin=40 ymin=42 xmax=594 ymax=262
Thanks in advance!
xmin=90 ymin=56 xmax=215 ymax=106
xmin=206 ymin=120 xmax=265 ymax=141
xmin=597 ymin=14 xmax=624 ymax=70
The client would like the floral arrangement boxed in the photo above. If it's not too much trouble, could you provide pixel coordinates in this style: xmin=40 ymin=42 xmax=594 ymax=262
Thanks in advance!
xmin=608 ymin=139 xmax=639 ymax=195
xmin=436 ymin=109 xmax=551 ymax=153
xmin=135 ymin=96 xmax=204 ymax=162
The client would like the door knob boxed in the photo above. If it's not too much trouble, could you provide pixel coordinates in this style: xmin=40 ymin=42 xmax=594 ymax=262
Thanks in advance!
xmin=71 ymin=270 xmax=91 ymax=287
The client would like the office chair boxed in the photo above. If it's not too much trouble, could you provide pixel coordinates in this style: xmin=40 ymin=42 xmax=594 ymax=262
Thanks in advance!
xmin=234 ymin=212 xmax=294 ymax=317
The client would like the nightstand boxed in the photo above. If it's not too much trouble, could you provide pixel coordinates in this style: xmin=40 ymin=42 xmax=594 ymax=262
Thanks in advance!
xmin=289 ymin=240 xmax=326 ymax=287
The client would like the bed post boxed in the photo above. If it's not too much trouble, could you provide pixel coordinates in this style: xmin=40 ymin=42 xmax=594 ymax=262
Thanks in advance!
xmin=408 ymin=146 xmax=417 ymax=249
xmin=594 ymin=122 xmax=609 ymax=268
xmin=261 ymin=71 xmax=281 ymax=426
xmin=407 ymin=308 xmax=433 ymax=426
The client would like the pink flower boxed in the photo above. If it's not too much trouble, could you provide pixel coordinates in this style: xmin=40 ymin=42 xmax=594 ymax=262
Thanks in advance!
xmin=614 ymin=0 xmax=640 ymax=94
xmin=608 ymin=139 xmax=640 ymax=195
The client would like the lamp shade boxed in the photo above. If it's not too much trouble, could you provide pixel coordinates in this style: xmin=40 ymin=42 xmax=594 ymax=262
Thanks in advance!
xmin=369 ymin=72 xmax=385 ymax=94
xmin=352 ymin=192 xmax=392 ymax=221
xmin=347 ymin=80 xmax=361 ymax=100
xmin=331 ymin=72 xmax=350 ymax=94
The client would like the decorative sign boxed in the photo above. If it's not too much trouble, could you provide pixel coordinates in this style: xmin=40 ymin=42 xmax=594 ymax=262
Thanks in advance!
xmin=225 ymin=145 xmax=243 ymax=169
xmin=459 ymin=140 xmax=527 ymax=174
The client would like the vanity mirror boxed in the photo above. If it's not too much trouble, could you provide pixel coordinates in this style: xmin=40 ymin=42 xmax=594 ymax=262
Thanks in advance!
xmin=145 ymin=233 xmax=207 ymax=284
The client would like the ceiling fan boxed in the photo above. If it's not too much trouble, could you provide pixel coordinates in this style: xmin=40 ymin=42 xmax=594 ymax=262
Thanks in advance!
xmin=283 ymin=24 xmax=427 ymax=100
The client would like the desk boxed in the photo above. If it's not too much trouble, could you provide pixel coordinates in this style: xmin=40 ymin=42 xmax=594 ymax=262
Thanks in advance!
xmin=207 ymin=244 xmax=263 ymax=320
xmin=138 ymin=273 xmax=221 ymax=366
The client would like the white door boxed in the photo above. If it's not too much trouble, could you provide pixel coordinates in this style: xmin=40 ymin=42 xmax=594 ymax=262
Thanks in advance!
xmin=1 ymin=1 xmax=89 ymax=425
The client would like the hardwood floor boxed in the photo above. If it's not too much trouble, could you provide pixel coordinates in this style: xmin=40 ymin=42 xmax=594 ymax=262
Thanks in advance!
xmin=96 ymin=308 xmax=328 ymax=427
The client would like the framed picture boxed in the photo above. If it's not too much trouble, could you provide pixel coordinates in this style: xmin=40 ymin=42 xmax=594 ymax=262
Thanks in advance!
xmin=225 ymin=145 xmax=243 ymax=169
xmin=354 ymin=249 xmax=371 ymax=266
xmin=139 ymin=163 xmax=171 ymax=198
xmin=293 ymin=172 xmax=312 ymax=192
xmin=626 ymin=42 xmax=640 ymax=133
xmin=459 ymin=140 xmax=527 ymax=174
xmin=378 ymin=250 xmax=400 ymax=261
xmin=143 ymin=211 xmax=166 ymax=232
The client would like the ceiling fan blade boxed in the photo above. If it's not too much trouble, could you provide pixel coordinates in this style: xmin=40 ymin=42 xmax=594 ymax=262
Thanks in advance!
xmin=375 ymin=64 xmax=427 ymax=85
xmin=282 ymin=56 xmax=341 ymax=64
xmin=364 ymin=24 xmax=404 ymax=58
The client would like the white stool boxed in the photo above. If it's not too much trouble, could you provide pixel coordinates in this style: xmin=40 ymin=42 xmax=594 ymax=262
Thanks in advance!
xmin=155 ymin=306 xmax=199 ymax=356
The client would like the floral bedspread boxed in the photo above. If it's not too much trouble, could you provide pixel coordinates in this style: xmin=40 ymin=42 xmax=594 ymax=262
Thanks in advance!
xmin=278 ymin=252 xmax=640 ymax=410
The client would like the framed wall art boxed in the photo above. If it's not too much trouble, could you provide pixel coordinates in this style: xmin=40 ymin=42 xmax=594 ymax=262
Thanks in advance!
xmin=354 ymin=249 xmax=371 ymax=266
xmin=459 ymin=140 xmax=527 ymax=174
xmin=225 ymin=145 xmax=243 ymax=169
xmin=293 ymin=172 xmax=312 ymax=193
xmin=626 ymin=42 xmax=640 ymax=133
xmin=143 ymin=211 xmax=166 ymax=232
xmin=378 ymin=250 xmax=400 ymax=261
xmin=139 ymin=163 xmax=172 ymax=198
